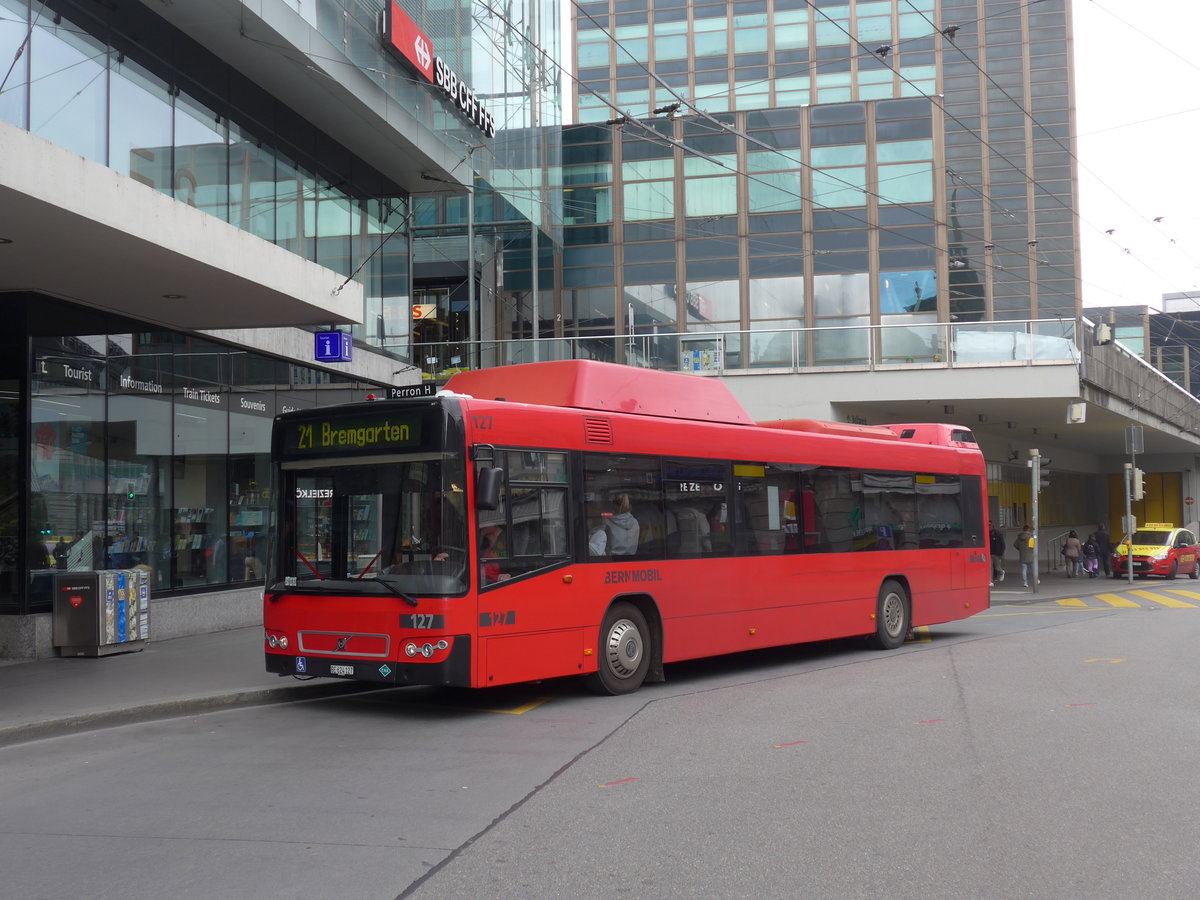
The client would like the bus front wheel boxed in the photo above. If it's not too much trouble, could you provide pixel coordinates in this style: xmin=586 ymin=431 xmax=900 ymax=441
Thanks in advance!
xmin=870 ymin=580 xmax=910 ymax=650
xmin=587 ymin=602 xmax=651 ymax=695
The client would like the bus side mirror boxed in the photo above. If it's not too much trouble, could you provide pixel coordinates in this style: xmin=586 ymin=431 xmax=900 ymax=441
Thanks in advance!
xmin=476 ymin=467 xmax=503 ymax=511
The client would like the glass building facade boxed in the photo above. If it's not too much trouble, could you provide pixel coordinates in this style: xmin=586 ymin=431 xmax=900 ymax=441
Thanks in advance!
xmin=0 ymin=0 xmax=562 ymax=650
xmin=1 ymin=296 xmax=384 ymax=617
xmin=511 ymin=0 xmax=1079 ymax=363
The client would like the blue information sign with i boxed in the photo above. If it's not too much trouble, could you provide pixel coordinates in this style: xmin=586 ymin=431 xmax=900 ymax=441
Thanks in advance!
xmin=314 ymin=331 xmax=352 ymax=363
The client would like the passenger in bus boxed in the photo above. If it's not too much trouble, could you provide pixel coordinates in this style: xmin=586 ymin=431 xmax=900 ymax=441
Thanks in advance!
xmin=672 ymin=504 xmax=711 ymax=554
xmin=588 ymin=517 xmax=609 ymax=556
xmin=602 ymin=494 xmax=640 ymax=556
xmin=480 ymin=523 xmax=511 ymax=582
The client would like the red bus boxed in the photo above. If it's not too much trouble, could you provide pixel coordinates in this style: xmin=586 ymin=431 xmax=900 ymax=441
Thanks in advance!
xmin=264 ymin=360 xmax=989 ymax=694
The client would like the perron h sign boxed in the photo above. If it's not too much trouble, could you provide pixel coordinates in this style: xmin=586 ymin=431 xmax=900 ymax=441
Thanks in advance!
xmin=314 ymin=331 xmax=352 ymax=363
xmin=384 ymin=2 xmax=496 ymax=138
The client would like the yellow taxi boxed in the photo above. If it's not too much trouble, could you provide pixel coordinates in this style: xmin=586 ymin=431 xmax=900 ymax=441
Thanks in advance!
xmin=1112 ymin=523 xmax=1200 ymax=579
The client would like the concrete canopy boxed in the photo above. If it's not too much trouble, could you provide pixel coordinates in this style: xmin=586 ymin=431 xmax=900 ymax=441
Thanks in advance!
xmin=0 ymin=122 xmax=363 ymax=332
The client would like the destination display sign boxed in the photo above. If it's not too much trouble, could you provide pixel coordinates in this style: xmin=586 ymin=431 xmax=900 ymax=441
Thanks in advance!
xmin=280 ymin=411 xmax=423 ymax=457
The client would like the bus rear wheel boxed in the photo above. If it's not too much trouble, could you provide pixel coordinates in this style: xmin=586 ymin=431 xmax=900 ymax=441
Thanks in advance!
xmin=869 ymin=580 xmax=910 ymax=650
xmin=587 ymin=602 xmax=651 ymax=695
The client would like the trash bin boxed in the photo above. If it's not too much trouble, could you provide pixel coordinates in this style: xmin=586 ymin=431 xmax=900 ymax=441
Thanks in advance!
xmin=52 ymin=569 xmax=150 ymax=657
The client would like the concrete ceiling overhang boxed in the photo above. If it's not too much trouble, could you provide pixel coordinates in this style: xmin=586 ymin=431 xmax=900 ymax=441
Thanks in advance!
xmin=137 ymin=0 xmax=472 ymax=195
xmin=730 ymin=362 xmax=1200 ymax=464
xmin=839 ymin=393 xmax=1200 ymax=459
xmin=0 ymin=122 xmax=363 ymax=331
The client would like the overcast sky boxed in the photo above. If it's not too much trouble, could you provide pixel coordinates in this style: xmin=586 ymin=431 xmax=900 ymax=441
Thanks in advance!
xmin=1074 ymin=0 xmax=1200 ymax=311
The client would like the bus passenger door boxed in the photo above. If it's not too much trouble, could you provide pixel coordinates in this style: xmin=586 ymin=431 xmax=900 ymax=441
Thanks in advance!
xmin=474 ymin=449 xmax=576 ymax=685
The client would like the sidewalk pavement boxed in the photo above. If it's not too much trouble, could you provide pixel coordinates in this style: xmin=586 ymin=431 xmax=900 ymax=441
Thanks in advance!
xmin=0 ymin=626 xmax=372 ymax=749
xmin=0 ymin=569 xmax=1128 ymax=749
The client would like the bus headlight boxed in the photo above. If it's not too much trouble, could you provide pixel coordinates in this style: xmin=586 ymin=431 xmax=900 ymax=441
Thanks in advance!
xmin=265 ymin=630 xmax=289 ymax=651
xmin=404 ymin=639 xmax=449 ymax=659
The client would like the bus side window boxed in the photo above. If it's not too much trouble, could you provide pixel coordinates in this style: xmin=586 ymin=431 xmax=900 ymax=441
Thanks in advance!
xmin=478 ymin=451 xmax=571 ymax=584
xmin=734 ymin=464 xmax=801 ymax=556
xmin=583 ymin=452 xmax=663 ymax=561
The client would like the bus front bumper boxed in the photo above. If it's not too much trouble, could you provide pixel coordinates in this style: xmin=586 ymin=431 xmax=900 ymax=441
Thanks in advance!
xmin=265 ymin=635 xmax=471 ymax=687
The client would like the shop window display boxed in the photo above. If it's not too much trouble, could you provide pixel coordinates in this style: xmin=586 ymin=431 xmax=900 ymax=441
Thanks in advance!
xmin=21 ymin=322 xmax=382 ymax=614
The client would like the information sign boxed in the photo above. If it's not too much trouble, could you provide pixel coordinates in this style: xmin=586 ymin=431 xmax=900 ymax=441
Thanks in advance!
xmin=314 ymin=331 xmax=352 ymax=363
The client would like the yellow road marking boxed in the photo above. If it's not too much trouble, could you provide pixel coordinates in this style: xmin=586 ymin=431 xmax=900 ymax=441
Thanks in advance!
xmin=1164 ymin=589 xmax=1200 ymax=603
xmin=905 ymin=626 xmax=931 ymax=643
xmin=1056 ymin=598 xmax=1087 ymax=607
xmin=1129 ymin=589 xmax=1197 ymax=608
xmin=474 ymin=695 xmax=556 ymax=715
xmin=978 ymin=607 xmax=1108 ymax=617
xmin=1094 ymin=593 xmax=1140 ymax=608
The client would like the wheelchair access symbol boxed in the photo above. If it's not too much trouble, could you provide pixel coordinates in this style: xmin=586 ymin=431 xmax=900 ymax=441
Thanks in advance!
xmin=296 ymin=657 xmax=307 ymax=673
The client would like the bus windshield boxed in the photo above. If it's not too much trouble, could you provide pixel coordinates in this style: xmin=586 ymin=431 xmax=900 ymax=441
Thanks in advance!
xmin=268 ymin=453 xmax=469 ymax=597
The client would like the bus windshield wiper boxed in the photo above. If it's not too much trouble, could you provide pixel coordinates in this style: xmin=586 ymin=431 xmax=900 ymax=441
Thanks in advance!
xmin=374 ymin=576 xmax=419 ymax=607
xmin=269 ymin=578 xmax=418 ymax=606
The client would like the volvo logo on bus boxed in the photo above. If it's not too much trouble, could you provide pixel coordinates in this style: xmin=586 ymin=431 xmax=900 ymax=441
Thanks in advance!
xmin=384 ymin=1 xmax=496 ymax=138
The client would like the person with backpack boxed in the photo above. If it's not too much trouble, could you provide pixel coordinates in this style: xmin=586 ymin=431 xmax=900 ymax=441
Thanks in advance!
xmin=989 ymin=523 xmax=1006 ymax=584
xmin=1082 ymin=533 xmax=1101 ymax=577
xmin=1094 ymin=524 xmax=1114 ymax=576
xmin=1014 ymin=524 xmax=1035 ymax=587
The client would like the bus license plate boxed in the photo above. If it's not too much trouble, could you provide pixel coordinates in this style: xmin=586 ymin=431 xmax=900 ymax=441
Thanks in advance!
xmin=330 ymin=664 xmax=355 ymax=676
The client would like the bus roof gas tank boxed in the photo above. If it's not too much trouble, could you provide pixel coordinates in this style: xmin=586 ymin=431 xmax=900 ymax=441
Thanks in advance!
xmin=757 ymin=419 xmax=900 ymax=441
xmin=886 ymin=423 xmax=979 ymax=448
xmin=443 ymin=360 xmax=755 ymax=425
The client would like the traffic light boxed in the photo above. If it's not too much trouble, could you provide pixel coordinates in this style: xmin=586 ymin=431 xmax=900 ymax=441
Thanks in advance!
xmin=1132 ymin=468 xmax=1145 ymax=501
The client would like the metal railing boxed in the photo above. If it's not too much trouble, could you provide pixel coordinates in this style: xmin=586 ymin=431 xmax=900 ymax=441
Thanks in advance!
xmin=399 ymin=318 xmax=1081 ymax=381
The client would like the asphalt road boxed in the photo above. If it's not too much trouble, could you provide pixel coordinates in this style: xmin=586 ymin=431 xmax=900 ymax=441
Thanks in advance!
xmin=3 ymin=601 xmax=1199 ymax=900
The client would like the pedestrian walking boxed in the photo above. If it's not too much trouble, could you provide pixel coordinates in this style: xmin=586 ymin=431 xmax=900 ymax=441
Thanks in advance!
xmin=1062 ymin=529 xmax=1082 ymax=577
xmin=1082 ymin=533 xmax=1101 ymax=577
xmin=1094 ymin=523 xmax=1113 ymax=576
xmin=989 ymin=523 xmax=1006 ymax=584
xmin=1014 ymin=524 xmax=1035 ymax=587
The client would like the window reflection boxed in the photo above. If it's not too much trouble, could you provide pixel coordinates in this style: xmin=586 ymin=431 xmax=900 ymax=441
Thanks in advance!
xmin=685 ymin=280 xmax=739 ymax=324
xmin=880 ymin=314 xmax=940 ymax=363
xmin=30 ymin=13 xmax=107 ymax=163
xmin=813 ymin=273 xmax=869 ymax=317
xmin=174 ymin=95 xmax=229 ymax=220
xmin=749 ymin=276 xmax=805 ymax=320
xmin=110 ymin=55 xmax=172 ymax=196
xmin=880 ymin=269 xmax=937 ymax=314
xmin=0 ymin=0 xmax=29 ymax=128
xmin=625 ymin=283 xmax=679 ymax=330
xmin=813 ymin=317 xmax=869 ymax=365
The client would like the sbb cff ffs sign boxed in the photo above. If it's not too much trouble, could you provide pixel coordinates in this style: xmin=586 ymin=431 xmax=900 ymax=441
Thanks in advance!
xmin=385 ymin=2 xmax=496 ymax=138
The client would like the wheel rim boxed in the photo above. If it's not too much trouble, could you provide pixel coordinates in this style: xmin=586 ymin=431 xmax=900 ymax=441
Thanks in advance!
xmin=881 ymin=591 xmax=905 ymax=638
xmin=604 ymin=618 xmax=643 ymax=679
